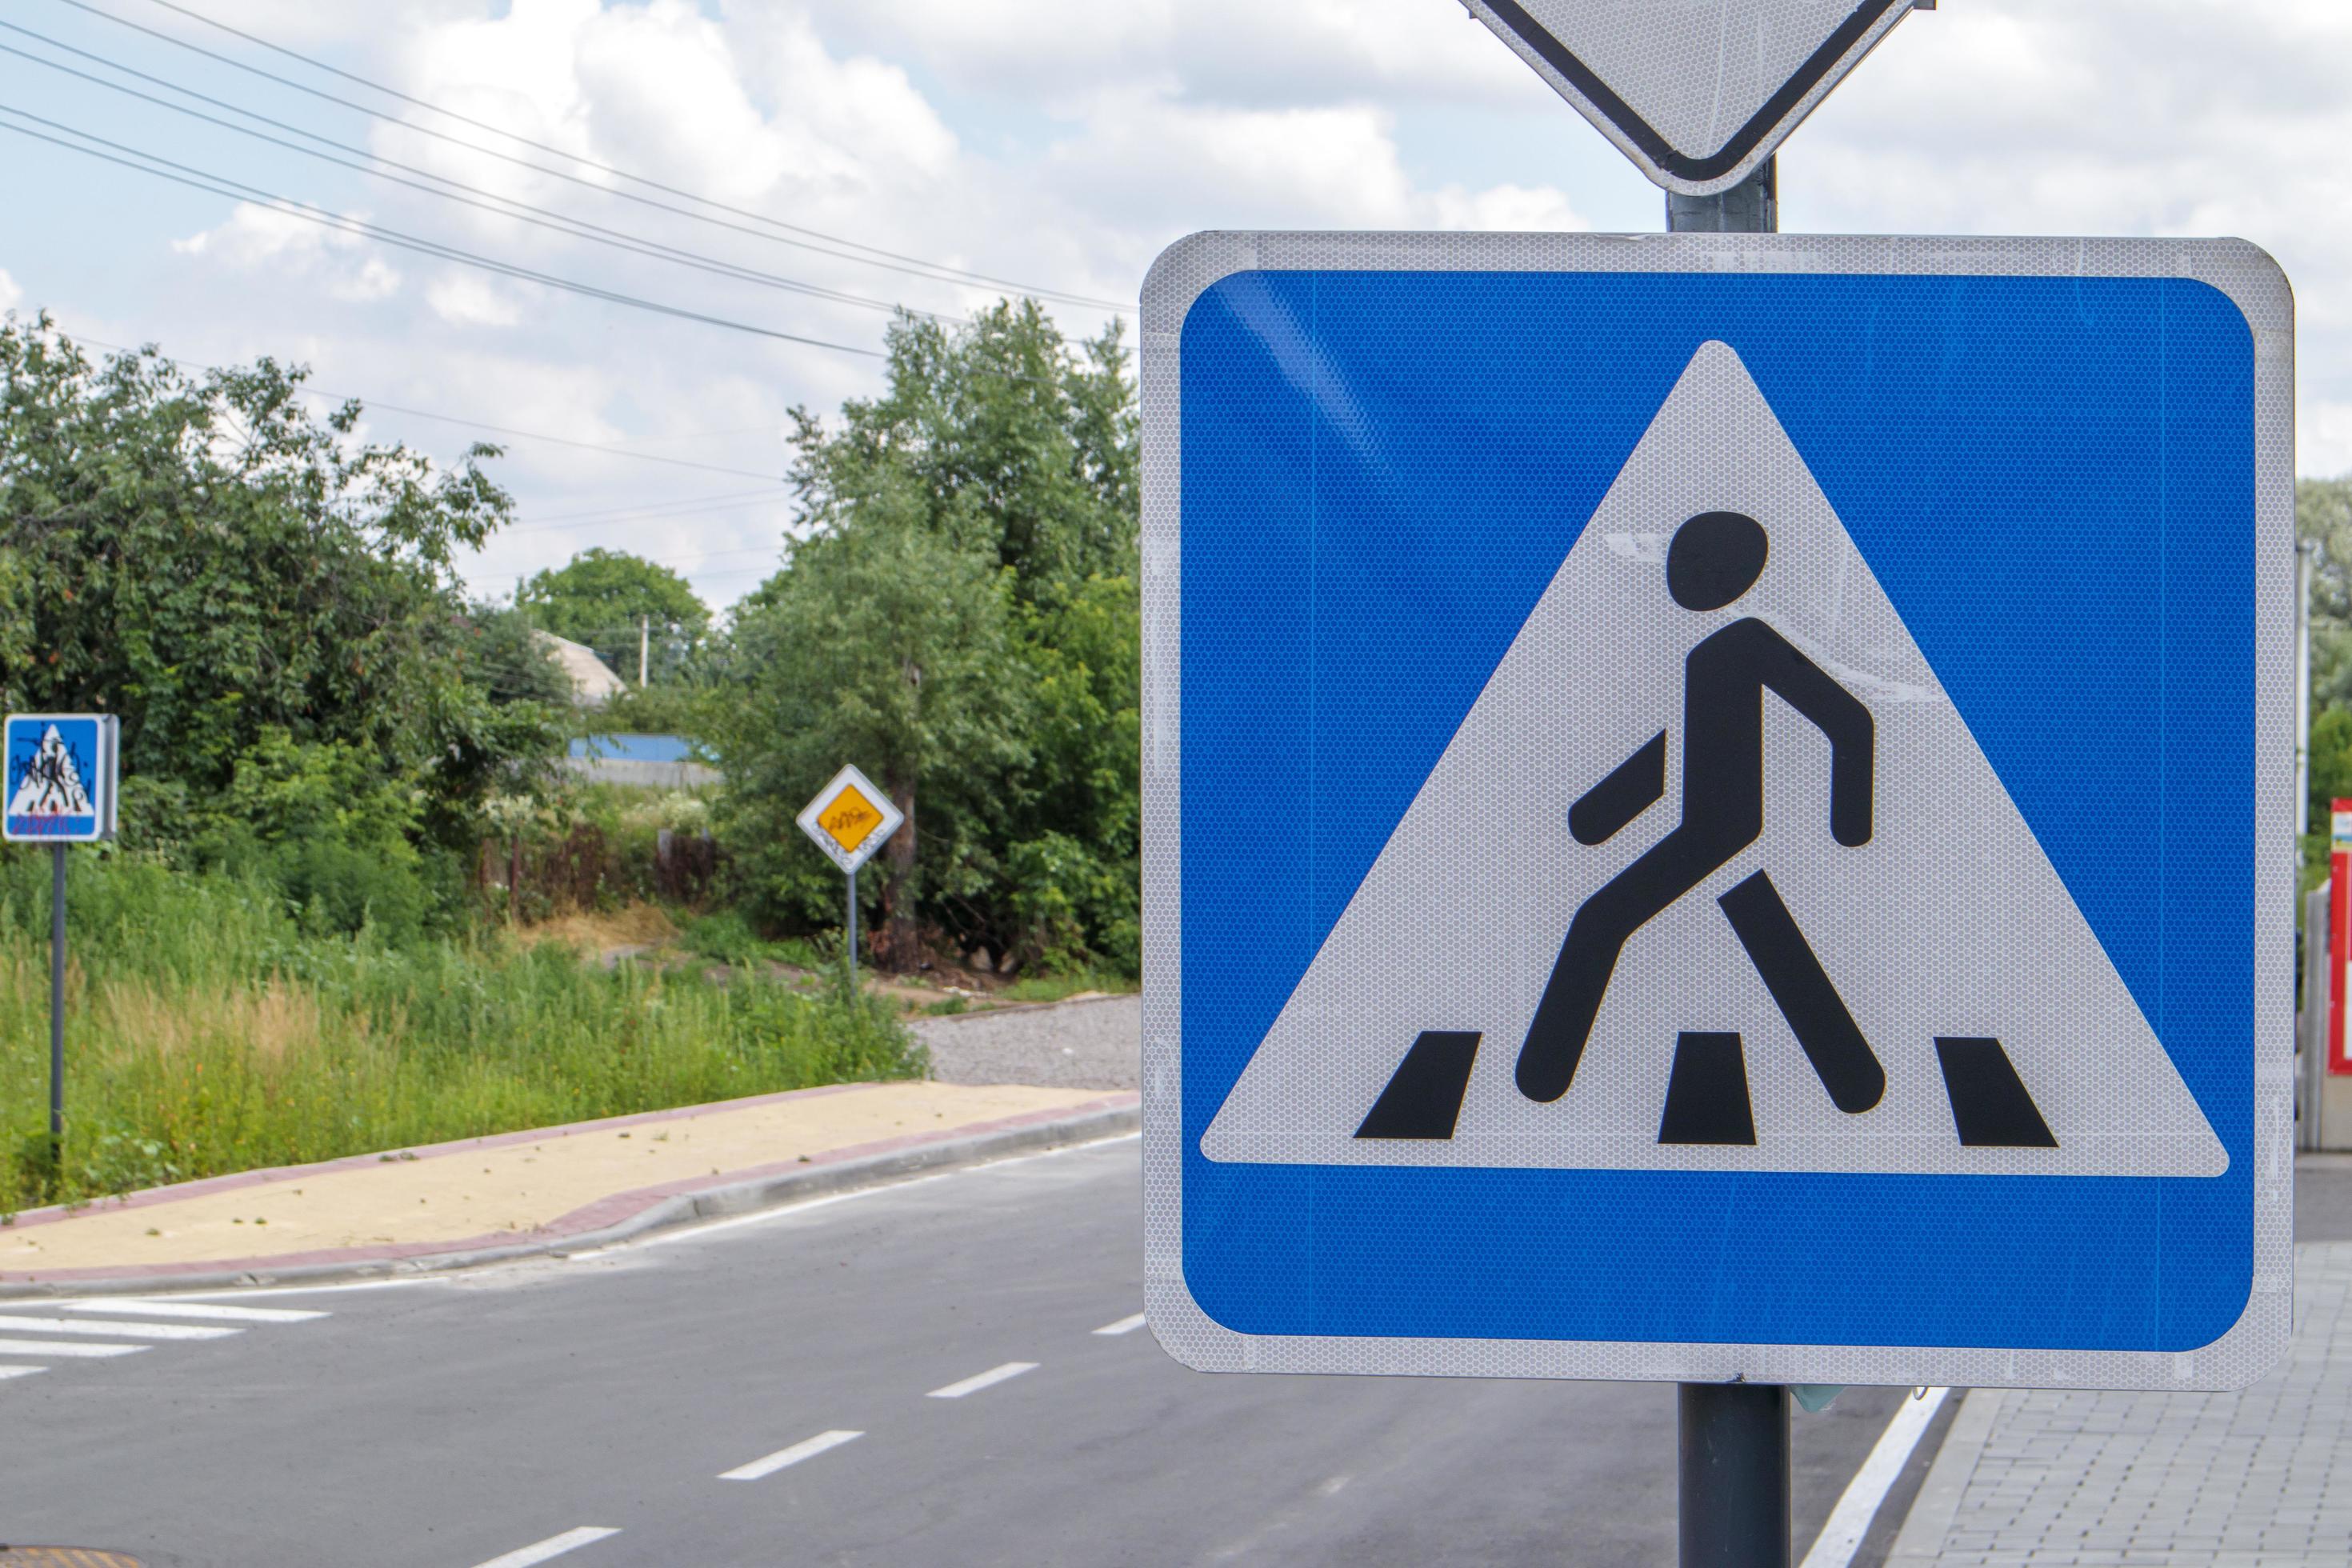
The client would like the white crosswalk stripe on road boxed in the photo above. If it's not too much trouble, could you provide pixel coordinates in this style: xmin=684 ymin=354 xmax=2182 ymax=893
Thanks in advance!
xmin=0 ymin=1298 xmax=330 ymax=1387
xmin=66 ymin=1298 xmax=327 ymax=1323
xmin=0 ymin=1314 xmax=240 ymax=1341
xmin=0 ymin=1337 xmax=149 ymax=1358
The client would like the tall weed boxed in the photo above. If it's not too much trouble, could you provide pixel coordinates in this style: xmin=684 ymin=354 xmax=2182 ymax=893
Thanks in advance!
xmin=0 ymin=851 xmax=922 ymax=1216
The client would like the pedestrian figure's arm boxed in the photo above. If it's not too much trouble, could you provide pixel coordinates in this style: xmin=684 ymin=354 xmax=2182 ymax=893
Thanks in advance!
xmin=1757 ymin=636 xmax=1874 ymax=846
xmin=1570 ymin=730 xmax=1667 ymax=845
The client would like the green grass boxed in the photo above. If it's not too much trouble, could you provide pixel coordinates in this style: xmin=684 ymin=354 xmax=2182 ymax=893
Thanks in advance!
xmin=676 ymin=909 xmax=829 ymax=971
xmin=0 ymin=852 xmax=924 ymax=1218
xmin=994 ymin=968 xmax=1138 ymax=1005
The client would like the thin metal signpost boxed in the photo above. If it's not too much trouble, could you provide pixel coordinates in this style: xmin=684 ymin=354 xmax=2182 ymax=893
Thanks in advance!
xmin=50 ymin=842 xmax=66 ymax=1162
xmin=6 ymin=712 xmax=121 ymax=1172
xmin=794 ymin=765 xmax=902 ymax=993
xmin=1669 ymin=154 xmax=1793 ymax=1568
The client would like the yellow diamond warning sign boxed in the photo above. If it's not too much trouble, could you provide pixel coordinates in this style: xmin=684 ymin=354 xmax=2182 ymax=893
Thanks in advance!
xmin=795 ymin=764 xmax=903 ymax=875
xmin=820 ymin=785 xmax=883 ymax=853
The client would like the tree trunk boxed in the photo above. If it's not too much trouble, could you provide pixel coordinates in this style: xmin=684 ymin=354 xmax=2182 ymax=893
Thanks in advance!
xmin=882 ymin=779 xmax=918 ymax=970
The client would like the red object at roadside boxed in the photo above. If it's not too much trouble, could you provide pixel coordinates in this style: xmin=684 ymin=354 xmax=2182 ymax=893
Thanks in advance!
xmin=2332 ymin=799 xmax=2352 ymax=1075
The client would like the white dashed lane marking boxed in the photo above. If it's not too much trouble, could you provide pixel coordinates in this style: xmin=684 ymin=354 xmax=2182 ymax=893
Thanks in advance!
xmin=719 ymin=1429 xmax=864 ymax=1481
xmin=0 ymin=1365 xmax=46 ymax=1380
xmin=0 ymin=1314 xmax=240 ymax=1341
xmin=926 ymin=1361 xmax=1038 ymax=1400
xmin=468 ymin=1526 xmax=620 ymax=1567
xmin=1093 ymin=1313 xmax=1147 ymax=1336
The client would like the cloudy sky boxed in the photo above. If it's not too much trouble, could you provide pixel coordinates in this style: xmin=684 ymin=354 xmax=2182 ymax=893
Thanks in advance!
xmin=2 ymin=0 xmax=2346 ymax=614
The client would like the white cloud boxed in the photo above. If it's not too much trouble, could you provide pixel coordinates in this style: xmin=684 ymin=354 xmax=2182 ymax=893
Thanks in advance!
xmin=144 ymin=0 xmax=482 ymax=49
xmin=28 ymin=0 xmax=2338 ymax=616
xmin=0 ymin=269 xmax=20 ymax=314
xmin=815 ymin=0 xmax=1526 ymax=106
xmin=2310 ymin=405 xmax=2352 ymax=482
xmin=1046 ymin=90 xmax=1586 ymax=242
xmin=173 ymin=205 xmax=402 ymax=302
xmin=427 ymin=274 xmax=523 ymax=328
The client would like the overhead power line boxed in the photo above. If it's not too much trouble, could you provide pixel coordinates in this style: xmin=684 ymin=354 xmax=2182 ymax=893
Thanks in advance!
xmin=131 ymin=0 xmax=1130 ymax=311
xmin=0 ymin=105 xmax=887 ymax=361
xmin=0 ymin=28 xmax=962 ymax=324
xmin=47 ymin=0 xmax=1133 ymax=315
xmin=62 ymin=330 xmax=792 ymax=482
xmin=326 ymin=399 xmax=790 ymax=478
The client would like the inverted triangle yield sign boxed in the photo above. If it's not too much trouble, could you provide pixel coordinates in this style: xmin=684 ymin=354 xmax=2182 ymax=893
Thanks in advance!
xmin=1201 ymin=341 xmax=2226 ymax=1180
xmin=1460 ymin=0 xmax=1918 ymax=194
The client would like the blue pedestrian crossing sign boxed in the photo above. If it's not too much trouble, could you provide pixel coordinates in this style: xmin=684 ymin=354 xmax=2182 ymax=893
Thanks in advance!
xmin=1138 ymin=233 xmax=2295 ymax=1392
xmin=5 ymin=714 xmax=119 ymax=843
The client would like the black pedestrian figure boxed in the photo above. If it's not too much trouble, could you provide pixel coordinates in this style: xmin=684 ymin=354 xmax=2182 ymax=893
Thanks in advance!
xmin=1514 ymin=510 xmax=1886 ymax=1116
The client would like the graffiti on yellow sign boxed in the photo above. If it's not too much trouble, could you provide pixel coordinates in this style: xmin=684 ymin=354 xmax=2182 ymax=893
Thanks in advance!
xmin=819 ymin=785 xmax=883 ymax=853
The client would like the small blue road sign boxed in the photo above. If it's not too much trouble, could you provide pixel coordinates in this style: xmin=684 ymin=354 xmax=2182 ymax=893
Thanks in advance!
xmin=5 ymin=714 xmax=118 ymax=842
xmin=1139 ymin=233 xmax=2294 ymax=1392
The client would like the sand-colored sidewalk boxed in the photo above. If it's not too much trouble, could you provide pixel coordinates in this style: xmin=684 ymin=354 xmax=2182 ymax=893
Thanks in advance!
xmin=0 ymin=1080 xmax=1124 ymax=1286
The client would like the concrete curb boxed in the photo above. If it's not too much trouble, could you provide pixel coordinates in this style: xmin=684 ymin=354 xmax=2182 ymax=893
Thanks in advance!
xmin=0 ymin=1099 xmax=1138 ymax=1300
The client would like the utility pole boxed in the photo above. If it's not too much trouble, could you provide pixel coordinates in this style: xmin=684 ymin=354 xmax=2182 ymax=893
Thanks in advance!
xmin=2300 ymin=541 xmax=2315 ymax=838
xmin=639 ymin=614 xmax=650 ymax=690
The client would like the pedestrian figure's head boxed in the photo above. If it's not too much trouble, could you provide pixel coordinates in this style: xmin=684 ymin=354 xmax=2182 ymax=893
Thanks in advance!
xmin=1666 ymin=510 xmax=1767 ymax=611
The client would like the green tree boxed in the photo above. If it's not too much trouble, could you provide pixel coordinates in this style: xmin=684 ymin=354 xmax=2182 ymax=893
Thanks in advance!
xmin=1007 ymin=571 xmax=1142 ymax=970
xmin=0 ymin=317 xmax=558 ymax=874
xmin=2312 ymin=708 xmax=2352 ymax=831
xmin=462 ymin=600 xmax=570 ymax=708
xmin=520 ymin=547 xmax=712 ymax=686
xmin=786 ymin=299 xmax=1136 ymax=609
xmin=724 ymin=474 xmax=1029 ymax=964
xmin=2302 ymin=478 xmax=2352 ymax=712
xmin=717 ymin=301 xmax=1139 ymax=971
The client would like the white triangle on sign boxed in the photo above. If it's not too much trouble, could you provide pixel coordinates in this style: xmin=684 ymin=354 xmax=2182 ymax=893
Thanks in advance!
xmin=8 ymin=723 xmax=94 ymax=818
xmin=1201 ymin=341 xmax=2226 ymax=1179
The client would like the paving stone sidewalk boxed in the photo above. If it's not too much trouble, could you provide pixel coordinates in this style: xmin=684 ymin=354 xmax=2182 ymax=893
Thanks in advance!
xmin=1890 ymin=1242 xmax=2352 ymax=1566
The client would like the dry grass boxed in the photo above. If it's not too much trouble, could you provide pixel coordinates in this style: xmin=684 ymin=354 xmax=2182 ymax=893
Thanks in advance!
xmin=0 ymin=862 xmax=920 ymax=1215
xmin=516 ymin=902 xmax=681 ymax=957
xmin=93 ymin=975 xmax=326 ymax=1073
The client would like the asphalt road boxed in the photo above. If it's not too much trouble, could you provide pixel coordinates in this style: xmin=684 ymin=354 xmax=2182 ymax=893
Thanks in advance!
xmin=0 ymin=1135 xmax=1934 ymax=1568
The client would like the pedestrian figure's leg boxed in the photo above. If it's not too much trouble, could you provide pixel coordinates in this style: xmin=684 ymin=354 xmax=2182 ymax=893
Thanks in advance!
xmin=1518 ymin=830 xmax=1722 ymax=1102
xmin=1718 ymin=870 xmax=1883 ymax=1113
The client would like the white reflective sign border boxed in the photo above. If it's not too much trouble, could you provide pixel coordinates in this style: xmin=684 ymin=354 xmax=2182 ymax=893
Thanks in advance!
xmin=1139 ymin=230 xmax=2294 ymax=1391
xmin=1459 ymin=0 xmax=1919 ymax=196
xmin=795 ymin=762 xmax=904 ymax=876
xmin=4 ymin=713 xmax=119 ymax=843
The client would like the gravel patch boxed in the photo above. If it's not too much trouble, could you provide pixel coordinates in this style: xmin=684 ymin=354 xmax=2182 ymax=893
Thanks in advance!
xmin=915 ymin=993 xmax=1141 ymax=1091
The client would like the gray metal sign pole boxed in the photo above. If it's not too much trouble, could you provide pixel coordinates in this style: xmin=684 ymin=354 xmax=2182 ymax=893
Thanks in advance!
xmin=846 ymin=868 xmax=858 ymax=988
xmin=1666 ymin=157 xmax=1777 ymax=234
xmin=50 ymin=842 xmax=66 ymax=1164
xmin=1668 ymin=152 xmax=1793 ymax=1568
